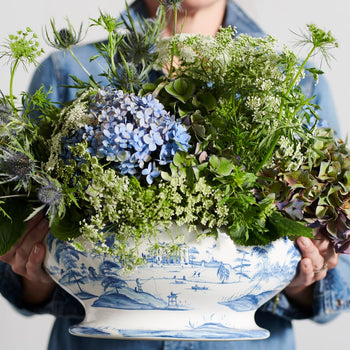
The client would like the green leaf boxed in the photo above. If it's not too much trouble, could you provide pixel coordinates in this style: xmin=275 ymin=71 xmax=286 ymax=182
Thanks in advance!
xmin=267 ymin=212 xmax=313 ymax=240
xmin=89 ymin=54 xmax=100 ymax=62
xmin=209 ymin=155 xmax=220 ymax=169
xmin=173 ymin=78 xmax=189 ymax=95
xmin=217 ymin=158 xmax=234 ymax=176
xmin=318 ymin=161 xmax=331 ymax=180
xmin=139 ymin=83 xmax=156 ymax=95
xmin=0 ymin=199 xmax=32 ymax=255
xmin=160 ymin=171 xmax=172 ymax=181
xmin=228 ymin=223 xmax=247 ymax=241
xmin=193 ymin=92 xmax=217 ymax=112
xmin=164 ymin=78 xmax=195 ymax=103
xmin=209 ymin=156 xmax=233 ymax=176
xmin=173 ymin=151 xmax=186 ymax=167
xmin=316 ymin=205 xmax=328 ymax=218
xmin=306 ymin=67 xmax=324 ymax=82
xmin=50 ymin=206 xmax=83 ymax=241
xmin=186 ymin=166 xmax=195 ymax=188
xmin=192 ymin=123 xmax=206 ymax=138
xmin=340 ymin=170 xmax=350 ymax=192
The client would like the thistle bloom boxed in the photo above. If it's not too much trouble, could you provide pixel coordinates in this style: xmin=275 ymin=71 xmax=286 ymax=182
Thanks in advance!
xmin=0 ymin=148 xmax=35 ymax=189
xmin=117 ymin=28 xmax=157 ymax=65
xmin=38 ymin=178 xmax=63 ymax=208
xmin=44 ymin=19 xmax=85 ymax=50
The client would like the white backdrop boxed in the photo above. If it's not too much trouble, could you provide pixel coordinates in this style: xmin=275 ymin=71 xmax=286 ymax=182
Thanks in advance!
xmin=1 ymin=1 xmax=350 ymax=349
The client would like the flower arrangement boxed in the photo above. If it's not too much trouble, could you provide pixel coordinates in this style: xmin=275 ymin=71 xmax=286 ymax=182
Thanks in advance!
xmin=0 ymin=2 xmax=349 ymax=269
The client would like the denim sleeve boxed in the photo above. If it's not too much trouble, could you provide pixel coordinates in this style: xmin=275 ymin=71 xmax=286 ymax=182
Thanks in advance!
xmin=28 ymin=46 xmax=111 ymax=106
xmin=28 ymin=52 xmax=71 ymax=105
xmin=260 ymin=255 xmax=350 ymax=323
xmin=312 ymin=74 xmax=340 ymax=135
xmin=0 ymin=261 xmax=84 ymax=318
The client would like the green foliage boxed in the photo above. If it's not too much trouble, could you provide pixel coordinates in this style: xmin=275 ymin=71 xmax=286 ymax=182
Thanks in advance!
xmin=0 ymin=4 xmax=347 ymax=266
xmin=274 ymin=128 xmax=350 ymax=244
xmin=267 ymin=212 xmax=314 ymax=241
xmin=164 ymin=78 xmax=196 ymax=103
xmin=0 ymin=199 xmax=32 ymax=255
xmin=92 ymin=6 xmax=165 ymax=92
xmin=50 ymin=205 xmax=82 ymax=241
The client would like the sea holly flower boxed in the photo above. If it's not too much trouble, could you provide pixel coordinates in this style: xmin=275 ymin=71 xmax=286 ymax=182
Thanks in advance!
xmin=38 ymin=177 xmax=63 ymax=207
xmin=0 ymin=148 xmax=35 ymax=190
xmin=44 ymin=19 xmax=94 ymax=81
xmin=35 ymin=176 xmax=65 ymax=222
xmin=44 ymin=19 xmax=85 ymax=50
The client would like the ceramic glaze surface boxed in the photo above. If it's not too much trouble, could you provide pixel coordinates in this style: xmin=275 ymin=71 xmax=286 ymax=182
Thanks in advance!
xmin=44 ymin=227 xmax=300 ymax=341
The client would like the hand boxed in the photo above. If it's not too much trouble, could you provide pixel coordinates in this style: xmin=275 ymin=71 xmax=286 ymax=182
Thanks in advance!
xmin=284 ymin=229 xmax=339 ymax=308
xmin=0 ymin=211 xmax=56 ymax=303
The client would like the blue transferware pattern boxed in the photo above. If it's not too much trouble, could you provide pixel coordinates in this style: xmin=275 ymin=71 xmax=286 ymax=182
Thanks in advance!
xmin=44 ymin=227 xmax=300 ymax=341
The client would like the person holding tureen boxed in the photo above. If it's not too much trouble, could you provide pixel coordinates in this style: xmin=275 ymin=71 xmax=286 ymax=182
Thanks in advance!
xmin=0 ymin=0 xmax=347 ymax=349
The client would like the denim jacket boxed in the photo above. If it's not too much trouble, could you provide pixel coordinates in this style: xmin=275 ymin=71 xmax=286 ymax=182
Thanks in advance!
xmin=0 ymin=1 xmax=348 ymax=349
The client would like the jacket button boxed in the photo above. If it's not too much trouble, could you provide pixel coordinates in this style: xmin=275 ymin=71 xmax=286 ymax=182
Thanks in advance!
xmin=336 ymin=298 xmax=344 ymax=307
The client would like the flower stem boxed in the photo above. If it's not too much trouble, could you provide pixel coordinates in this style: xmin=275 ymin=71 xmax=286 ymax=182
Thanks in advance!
xmin=254 ymin=45 xmax=317 ymax=174
xmin=287 ymin=46 xmax=316 ymax=96
xmin=68 ymin=47 xmax=91 ymax=77
xmin=168 ymin=5 xmax=178 ymax=78
xmin=0 ymin=194 xmax=27 ymax=199
xmin=109 ymin=38 xmax=117 ymax=78
xmin=9 ymin=58 xmax=19 ymax=110
xmin=173 ymin=5 xmax=178 ymax=37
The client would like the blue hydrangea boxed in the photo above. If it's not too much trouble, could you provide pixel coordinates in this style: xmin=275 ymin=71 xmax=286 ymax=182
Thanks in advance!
xmin=62 ymin=88 xmax=190 ymax=184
